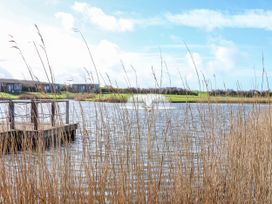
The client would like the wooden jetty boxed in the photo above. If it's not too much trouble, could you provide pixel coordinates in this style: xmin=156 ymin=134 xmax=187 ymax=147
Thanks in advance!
xmin=0 ymin=100 xmax=78 ymax=152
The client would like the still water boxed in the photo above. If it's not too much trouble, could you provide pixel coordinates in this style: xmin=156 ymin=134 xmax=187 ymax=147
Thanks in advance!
xmin=0 ymin=101 xmax=265 ymax=156
xmin=0 ymin=101 xmax=267 ymax=180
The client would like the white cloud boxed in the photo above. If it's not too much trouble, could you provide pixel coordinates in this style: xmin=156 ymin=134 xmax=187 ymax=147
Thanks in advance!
xmin=166 ymin=9 xmax=272 ymax=30
xmin=55 ymin=12 xmax=75 ymax=30
xmin=0 ymin=17 xmax=161 ymax=87
xmin=72 ymin=2 xmax=135 ymax=32
xmin=0 ymin=8 xmax=254 ymax=89
xmin=0 ymin=18 xmax=248 ymax=89
xmin=207 ymin=43 xmax=237 ymax=73
xmin=169 ymin=39 xmax=246 ymax=89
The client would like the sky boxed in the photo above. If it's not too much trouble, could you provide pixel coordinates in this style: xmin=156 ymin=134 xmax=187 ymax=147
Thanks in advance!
xmin=1 ymin=0 xmax=272 ymax=90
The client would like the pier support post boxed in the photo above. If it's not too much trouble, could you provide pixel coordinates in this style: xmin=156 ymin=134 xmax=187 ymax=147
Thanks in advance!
xmin=31 ymin=100 xmax=38 ymax=130
xmin=8 ymin=101 xmax=15 ymax=130
xmin=66 ymin=101 xmax=69 ymax=124
xmin=51 ymin=101 xmax=56 ymax=126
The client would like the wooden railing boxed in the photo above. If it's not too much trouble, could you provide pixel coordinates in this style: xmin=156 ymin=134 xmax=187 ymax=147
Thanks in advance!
xmin=0 ymin=100 xmax=70 ymax=130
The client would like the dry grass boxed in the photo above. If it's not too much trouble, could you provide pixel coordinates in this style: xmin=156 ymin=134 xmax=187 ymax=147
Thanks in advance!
xmin=94 ymin=94 xmax=128 ymax=103
xmin=74 ymin=93 xmax=96 ymax=101
xmin=0 ymin=99 xmax=271 ymax=203
xmin=4 ymin=25 xmax=272 ymax=203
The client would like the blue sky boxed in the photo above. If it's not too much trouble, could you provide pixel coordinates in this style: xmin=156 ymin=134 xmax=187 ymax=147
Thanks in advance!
xmin=0 ymin=0 xmax=272 ymax=90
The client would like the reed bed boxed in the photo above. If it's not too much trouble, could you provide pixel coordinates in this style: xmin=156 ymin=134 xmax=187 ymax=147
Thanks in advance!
xmin=2 ymin=26 xmax=272 ymax=203
xmin=0 ymin=99 xmax=271 ymax=203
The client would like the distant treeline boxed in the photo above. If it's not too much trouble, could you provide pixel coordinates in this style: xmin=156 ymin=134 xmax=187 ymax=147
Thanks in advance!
xmin=209 ymin=89 xmax=272 ymax=97
xmin=102 ymin=87 xmax=198 ymax=95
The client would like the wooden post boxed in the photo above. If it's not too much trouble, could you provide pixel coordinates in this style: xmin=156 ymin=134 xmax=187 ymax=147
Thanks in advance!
xmin=66 ymin=100 xmax=69 ymax=124
xmin=8 ymin=101 xmax=15 ymax=130
xmin=51 ymin=101 xmax=56 ymax=126
xmin=31 ymin=100 xmax=38 ymax=130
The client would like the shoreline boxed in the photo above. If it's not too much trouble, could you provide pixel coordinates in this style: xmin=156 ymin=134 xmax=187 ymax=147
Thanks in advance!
xmin=1 ymin=92 xmax=272 ymax=104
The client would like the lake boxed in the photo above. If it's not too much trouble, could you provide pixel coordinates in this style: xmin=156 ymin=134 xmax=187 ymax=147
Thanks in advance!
xmin=0 ymin=100 xmax=268 ymax=202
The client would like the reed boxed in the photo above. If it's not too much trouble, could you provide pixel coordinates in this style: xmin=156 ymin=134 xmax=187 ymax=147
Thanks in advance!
xmin=0 ymin=100 xmax=271 ymax=203
xmin=1 ymin=26 xmax=271 ymax=203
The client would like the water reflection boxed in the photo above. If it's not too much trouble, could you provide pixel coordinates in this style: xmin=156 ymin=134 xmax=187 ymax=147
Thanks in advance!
xmin=0 ymin=100 xmax=267 ymax=198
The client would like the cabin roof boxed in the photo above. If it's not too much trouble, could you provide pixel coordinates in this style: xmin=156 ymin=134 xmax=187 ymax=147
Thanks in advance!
xmin=0 ymin=78 xmax=60 ymax=85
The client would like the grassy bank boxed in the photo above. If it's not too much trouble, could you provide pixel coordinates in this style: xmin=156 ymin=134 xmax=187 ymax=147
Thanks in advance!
xmin=2 ymin=91 xmax=272 ymax=103
xmin=1 ymin=97 xmax=272 ymax=202
xmin=0 ymin=91 xmax=129 ymax=102
xmin=166 ymin=94 xmax=272 ymax=103
xmin=0 ymin=92 xmax=19 ymax=100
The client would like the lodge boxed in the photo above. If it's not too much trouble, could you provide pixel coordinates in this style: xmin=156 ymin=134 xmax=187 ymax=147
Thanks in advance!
xmin=0 ymin=79 xmax=61 ymax=93
xmin=70 ymin=83 xmax=100 ymax=93
xmin=0 ymin=79 xmax=22 ymax=94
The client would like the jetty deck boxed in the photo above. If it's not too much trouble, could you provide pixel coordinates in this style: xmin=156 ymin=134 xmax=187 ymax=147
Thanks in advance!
xmin=0 ymin=122 xmax=77 ymax=131
xmin=0 ymin=100 xmax=78 ymax=151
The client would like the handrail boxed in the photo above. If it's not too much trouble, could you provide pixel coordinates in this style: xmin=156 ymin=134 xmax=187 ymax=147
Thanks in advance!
xmin=0 ymin=99 xmax=70 ymax=130
xmin=0 ymin=99 xmax=69 ymax=104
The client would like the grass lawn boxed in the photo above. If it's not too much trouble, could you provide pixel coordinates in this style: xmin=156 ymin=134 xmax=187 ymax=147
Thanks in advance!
xmin=88 ymin=93 xmax=131 ymax=102
xmin=0 ymin=92 xmax=19 ymax=100
xmin=0 ymin=92 xmax=130 ymax=102
xmin=1 ymin=91 xmax=272 ymax=103
xmin=166 ymin=94 xmax=272 ymax=103
xmin=24 ymin=91 xmax=76 ymax=99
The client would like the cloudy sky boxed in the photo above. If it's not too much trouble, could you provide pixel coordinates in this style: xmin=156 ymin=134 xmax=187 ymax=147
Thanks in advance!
xmin=1 ymin=0 xmax=272 ymax=90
